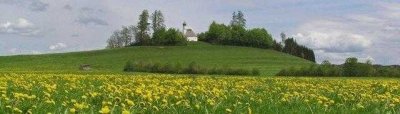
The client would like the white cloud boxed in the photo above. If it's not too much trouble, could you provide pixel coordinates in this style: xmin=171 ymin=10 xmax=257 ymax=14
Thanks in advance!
xmin=293 ymin=20 xmax=372 ymax=53
xmin=292 ymin=1 xmax=400 ymax=64
xmin=0 ymin=18 xmax=40 ymax=36
xmin=49 ymin=43 xmax=67 ymax=50
xmin=76 ymin=7 xmax=108 ymax=26
xmin=0 ymin=0 xmax=48 ymax=12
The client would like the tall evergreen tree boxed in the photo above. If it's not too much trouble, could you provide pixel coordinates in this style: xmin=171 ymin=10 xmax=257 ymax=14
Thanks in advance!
xmin=151 ymin=10 xmax=165 ymax=32
xmin=236 ymin=11 xmax=246 ymax=27
xmin=136 ymin=10 xmax=151 ymax=45
xmin=230 ymin=11 xmax=246 ymax=28
xmin=280 ymin=32 xmax=287 ymax=44
xmin=128 ymin=25 xmax=138 ymax=44
xmin=230 ymin=12 xmax=238 ymax=26
xmin=282 ymin=38 xmax=315 ymax=62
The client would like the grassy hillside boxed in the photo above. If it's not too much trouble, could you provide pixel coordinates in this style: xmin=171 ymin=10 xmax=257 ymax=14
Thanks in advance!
xmin=0 ymin=42 xmax=314 ymax=75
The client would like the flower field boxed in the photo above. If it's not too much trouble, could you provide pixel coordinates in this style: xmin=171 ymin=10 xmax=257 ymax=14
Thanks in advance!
xmin=1 ymin=73 xmax=400 ymax=113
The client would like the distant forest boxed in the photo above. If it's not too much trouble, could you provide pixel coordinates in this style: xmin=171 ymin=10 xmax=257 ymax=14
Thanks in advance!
xmin=277 ymin=57 xmax=400 ymax=77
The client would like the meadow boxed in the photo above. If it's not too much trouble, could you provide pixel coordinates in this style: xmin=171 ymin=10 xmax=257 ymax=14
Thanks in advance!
xmin=0 ymin=42 xmax=313 ymax=76
xmin=1 ymin=73 xmax=399 ymax=113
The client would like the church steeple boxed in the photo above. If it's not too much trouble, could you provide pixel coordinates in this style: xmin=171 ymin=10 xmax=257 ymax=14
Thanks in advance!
xmin=183 ymin=21 xmax=187 ymax=33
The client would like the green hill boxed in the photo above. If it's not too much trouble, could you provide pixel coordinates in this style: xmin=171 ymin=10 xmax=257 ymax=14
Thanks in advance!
xmin=0 ymin=42 xmax=314 ymax=75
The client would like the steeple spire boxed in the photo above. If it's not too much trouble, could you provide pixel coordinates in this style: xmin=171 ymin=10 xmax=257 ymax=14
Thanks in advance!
xmin=183 ymin=21 xmax=187 ymax=33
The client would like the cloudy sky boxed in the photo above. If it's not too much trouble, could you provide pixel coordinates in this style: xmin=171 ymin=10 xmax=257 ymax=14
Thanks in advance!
xmin=0 ymin=0 xmax=399 ymax=65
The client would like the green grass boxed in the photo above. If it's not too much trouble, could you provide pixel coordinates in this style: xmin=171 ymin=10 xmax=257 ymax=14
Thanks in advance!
xmin=0 ymin=42 xmax=314 ymax=75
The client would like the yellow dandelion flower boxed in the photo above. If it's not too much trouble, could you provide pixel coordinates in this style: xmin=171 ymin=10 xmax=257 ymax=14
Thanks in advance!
xmin=226 ymin=108 xmax=232 ymax=113
xmin=99 ymin=106 xmax=111 ymax=114
xmin=69 ymin=108 xmax=76 ymax=113
xmin=122 ymin=110 xmax=130 ymax=114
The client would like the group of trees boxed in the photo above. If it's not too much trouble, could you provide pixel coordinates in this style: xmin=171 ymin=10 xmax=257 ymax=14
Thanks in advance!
xmin=107 ymin=10 xmax=187 ymax=48
xmin=272 ymin=33 xmax=315 ymax=62
xmin=277 ymin=57 xmax=400 ymax=77
xmin=199 ymin=11 xmax=274 ymax=49
xmin=199 ymin=11 xmax=315 ymax=62
xmin=108 ymin=10 xmax=316 ymax=63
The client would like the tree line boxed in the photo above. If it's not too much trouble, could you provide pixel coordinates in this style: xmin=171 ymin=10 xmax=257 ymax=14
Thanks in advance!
xmin=272 ymin=33 xmax=316 ymax=62
xmin=277 ymin=57 xmax=400 ymax=77
xmin=107 ymin=10 xmax=187 ymax=48
xmin=198 ymin=11 xmax=315 ymax=62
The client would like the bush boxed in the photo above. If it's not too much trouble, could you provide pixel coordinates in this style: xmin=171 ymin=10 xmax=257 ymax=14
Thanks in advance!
xmin=184 ymin=62 xmax=199 ymax=74
xmin=151 ymin=62 xmax=162 ymax=72
xmin=123 ymin=61 xmax=135 ymax=72
xmin=161 ymin=63 xmax=174 ymax=73
xmin=124 ymin=61 xmax=260 ymax=76
xmin=174 ymin=63 xmax=183 ymax=74
xmin=252 ymin=68 xmax=260 ymax=76
xmin=208 ymin=67 xmax=219 ymax=75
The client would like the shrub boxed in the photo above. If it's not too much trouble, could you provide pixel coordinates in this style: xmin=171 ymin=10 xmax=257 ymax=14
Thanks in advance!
xmin=175 ymin=63 xmax=183 ymax=74
xmin=124 ymin=61 xmax=259 ymax=76
xmin=184 ymin=62 xmax=201 ymax=74
xmin=151 ymin=62 xmax=162 ymax=72
xmin=252 ymin=68 xmax=260 ymax=76
xmin=123 ymin=61 xmax=135 ymax=72
xmin=161 ymin=63 xmax=174 ymax=73
xmin=224 ymin=68 xmax=252 ymax=76
xmin=208 ymin=67 xmax=219 ymax=75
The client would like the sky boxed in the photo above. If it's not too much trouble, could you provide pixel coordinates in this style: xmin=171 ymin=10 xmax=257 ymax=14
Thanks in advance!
xmin=0 ymin=0 xmax=399 ymax=65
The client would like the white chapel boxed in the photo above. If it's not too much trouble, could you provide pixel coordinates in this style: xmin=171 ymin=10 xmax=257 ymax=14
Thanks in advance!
xmin=182 ymin=22 xmax=198 ymax=42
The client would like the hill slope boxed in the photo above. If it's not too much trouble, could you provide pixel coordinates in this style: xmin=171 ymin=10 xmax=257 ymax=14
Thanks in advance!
xmin=0 ymin=42 xmax=314 ymax=75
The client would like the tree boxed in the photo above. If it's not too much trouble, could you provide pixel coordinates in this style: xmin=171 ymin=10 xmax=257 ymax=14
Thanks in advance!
xmin=230 ymin=11 xmax=246 ymax=28
xmin=282 ymin=38 xmax=315 ymax=62
xmin=151 ymin=28 xmax=187 ymax=46
xmin=205 ymin=21 xmax=231 ymax=44
xmin=151 ymin=27 xmax=167 ymax=45
xmin=120 ymin=26 xmax=132 ymax=46
xmin=128 ymin=25 xmax=138 ymax=44
xmin=229 ymin=11 xmax=246 ymax=45
xmin=358 ymin=59 xmax=374 ymax=76
xmin=163 ymin=28 xmax=187 ymax=46
xmin=343 ymin=57 xmax=358 ymax=76
xmin=244 ymin=28 xmax=273 ymax=48
xmin=106 ymin=25 xmax=138 ymax=48
xmin=236 ymin=11 xmax=246 ymax=28
xmin=280 ymin=32 xmax=287 ymax=47
xmin=272 ymin=40 xmax=283 ymax=51
xmin=107 ymin=31 xmax=123 ymax=48
xmin=230 ymin=12 xmax=238 ymax=27
xmin=151 ymin=10 xmax=165 ymax=32
xmin=136 ymin=10 xmax=151 ymax=45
